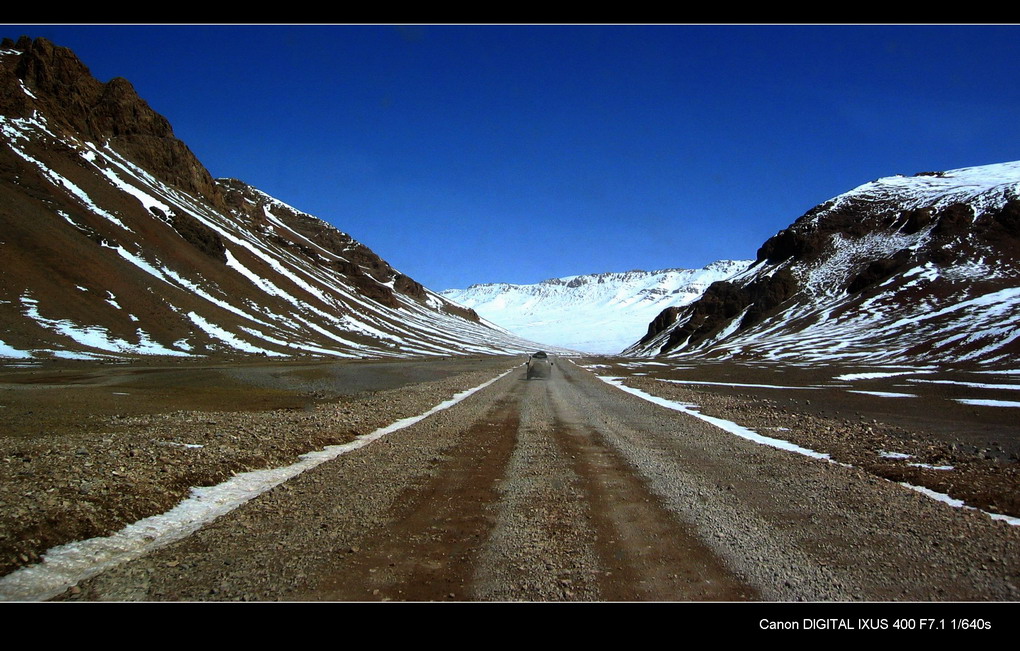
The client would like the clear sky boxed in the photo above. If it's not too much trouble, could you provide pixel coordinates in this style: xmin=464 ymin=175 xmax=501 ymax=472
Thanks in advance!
xmin=5 ymin=24 xmax=1020 ymax=291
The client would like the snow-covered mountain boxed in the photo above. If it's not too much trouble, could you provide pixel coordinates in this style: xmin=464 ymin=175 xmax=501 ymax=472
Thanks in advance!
xmin=0 ymin=36 xmax=553 ymax=360
xmin=441 ymin=261 xmax=752 ymax=354
xmin=625 ymin=162 xmax=1020 ymax=367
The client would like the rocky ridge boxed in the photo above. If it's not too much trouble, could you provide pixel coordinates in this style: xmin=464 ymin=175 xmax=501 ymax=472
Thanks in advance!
xmin=0 ymin=37 xmax=545 ymax=361
xmin=625 ymin=162 xmax=1020 ymax=367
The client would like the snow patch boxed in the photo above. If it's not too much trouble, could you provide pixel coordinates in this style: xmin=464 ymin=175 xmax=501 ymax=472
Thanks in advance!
xmin=954 ymin=398 xmax=1020 ymax=408
xmin=847 ymin=390 xmax=916 ymax=398
xmin=909 ymin=463 xmax=954 ymax=471
xmin=834 ymin=370 xmax=936 ymax=381
xmin=22 ymin=294 xmax=190 ymax=357
xmin=0 ymin=339 xmax=32 ymax=359
xmin=186 ymin=312 xmax=284 ymax=357
xmin=879 ymin=450 xmax=912 ymax=460
xmin=896 ymin=483 xmax=1020 ymax=525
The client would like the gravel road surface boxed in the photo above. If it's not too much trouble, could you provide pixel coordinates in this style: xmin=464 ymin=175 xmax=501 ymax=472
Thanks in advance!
xmin=38 ymin=357 xmax=1020 ymax=601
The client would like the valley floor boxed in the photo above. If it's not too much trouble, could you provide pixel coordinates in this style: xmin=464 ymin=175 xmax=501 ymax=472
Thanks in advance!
xmin=0 ymin=354 xmax=1018 ymax=601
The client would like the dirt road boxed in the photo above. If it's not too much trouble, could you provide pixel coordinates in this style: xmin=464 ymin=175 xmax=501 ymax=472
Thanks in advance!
xmin=37 ymin=358 xmax=1020 ymax=600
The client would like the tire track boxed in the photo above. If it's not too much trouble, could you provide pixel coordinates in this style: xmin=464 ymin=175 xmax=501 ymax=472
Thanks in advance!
xmin=547 ymin=367 xmax=757 ymax=600
xmin=306 ymin=387 xmax=523 ymax=601
xmin=473 ymin=368 xmax=754 ymax=600
xmin=471 ymin=377 xmax=602 ymax=600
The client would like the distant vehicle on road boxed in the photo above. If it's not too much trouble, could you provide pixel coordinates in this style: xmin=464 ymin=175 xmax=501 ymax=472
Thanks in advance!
xmin=526 ymin=351 xmax=553 ymax=379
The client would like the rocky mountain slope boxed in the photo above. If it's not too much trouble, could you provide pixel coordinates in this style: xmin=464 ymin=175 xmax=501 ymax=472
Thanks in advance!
xmin=0 ymin=36 xmax=551 ymax=360
xmin=441 ymin=261 xmax=751 ymax=354
xmin=625 ymin=162 xmax=1020 ymax=367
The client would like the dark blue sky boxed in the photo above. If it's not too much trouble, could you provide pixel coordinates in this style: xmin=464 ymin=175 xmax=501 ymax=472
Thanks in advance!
xmin=6 ymin=25 xmax=1020 ymax=290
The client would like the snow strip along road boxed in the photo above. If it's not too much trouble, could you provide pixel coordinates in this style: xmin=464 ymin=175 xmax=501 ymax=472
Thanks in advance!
xmin=598 ymin=376 xmax=832 ymax=461
xmin=598 ymin=375 xmax=1020 ymax=528
xmin=0 ymin=367 xmax=516 ymax=602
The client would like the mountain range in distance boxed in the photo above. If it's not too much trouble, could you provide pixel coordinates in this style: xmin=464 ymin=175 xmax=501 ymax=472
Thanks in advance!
xmin=440 ymin=261 xmax=752 ymax=354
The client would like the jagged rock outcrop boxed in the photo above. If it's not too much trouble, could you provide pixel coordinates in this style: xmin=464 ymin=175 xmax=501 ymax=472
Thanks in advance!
xmin=638 ymin=305 xmax=682 ymax=346
xmin=654 ymin=269 xmax=799 ymax=353
xmin=3 ymin=36 xmax=222 ymax=206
